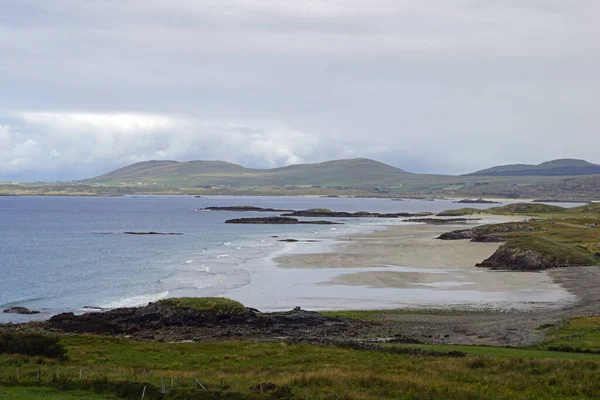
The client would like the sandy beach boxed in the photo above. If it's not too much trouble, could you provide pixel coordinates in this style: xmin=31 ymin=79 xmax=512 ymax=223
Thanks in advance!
xmin=275 ymin=216 xmax=564 ymax=295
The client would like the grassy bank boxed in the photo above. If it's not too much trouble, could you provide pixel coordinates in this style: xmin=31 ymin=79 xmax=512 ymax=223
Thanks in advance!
xmin=2 ymin=330 xmax=600 ymax=399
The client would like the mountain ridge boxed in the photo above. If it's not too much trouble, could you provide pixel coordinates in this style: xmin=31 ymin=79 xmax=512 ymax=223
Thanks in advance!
xmin=82 ymin=157 xmax=600 ymax=189
xmin=467 ymin=158 xmax=600 ymax=177
xmin=83 ymin=158 xmax=414 ymax=187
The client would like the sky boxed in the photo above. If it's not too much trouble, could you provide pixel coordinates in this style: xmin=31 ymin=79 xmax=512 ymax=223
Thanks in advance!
xmin=1 ymin=0 xmax=599 ymax=181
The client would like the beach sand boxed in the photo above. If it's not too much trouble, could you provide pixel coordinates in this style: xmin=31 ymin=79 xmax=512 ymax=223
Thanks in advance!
xmin=275 ymin=216 xmax=563 ymax=294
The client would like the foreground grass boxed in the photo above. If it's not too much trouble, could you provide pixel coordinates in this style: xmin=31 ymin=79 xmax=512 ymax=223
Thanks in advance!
xmin=3 ymin=334 xmax=600 ymax=399
xmin=0 ymin=386 xmax=120 ymax=399
xmin=539 ymin=316 xmax=600 ymax=353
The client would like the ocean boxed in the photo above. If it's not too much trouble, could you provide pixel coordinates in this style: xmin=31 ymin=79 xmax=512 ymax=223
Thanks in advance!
xmin=0 ymin=195 xmax=576 ymax=322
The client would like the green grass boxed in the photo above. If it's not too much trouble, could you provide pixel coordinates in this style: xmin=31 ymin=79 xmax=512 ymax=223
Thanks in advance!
xmin=501 ymin=236 xmax=600 ymax=266
xmin=158 ymin=297 xmax=245 ymax=315
xmin=0 ymin=386 xmax=120 ymax=399
xmin=539 ymin=317 xmax=600 ymax=353
xmin=437 ymin=208 xmax=486 ymax=216
xmin=385 ymin=343 xmax=600 ymax=361
xmin=305 ymin=208 xmax=332 ymax=213
xmin=488 ymin=203 xmax=568 ymax=214
xmin=4 ymin=333 xmax=600 ymax=399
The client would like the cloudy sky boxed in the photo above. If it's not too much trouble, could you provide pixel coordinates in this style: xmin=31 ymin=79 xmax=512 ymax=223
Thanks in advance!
xmin=1 ymin=0 xmax=599 ymax=181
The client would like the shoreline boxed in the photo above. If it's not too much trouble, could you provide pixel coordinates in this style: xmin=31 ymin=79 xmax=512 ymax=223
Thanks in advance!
xmin=272 ymin=216 xmax=577 ymax=311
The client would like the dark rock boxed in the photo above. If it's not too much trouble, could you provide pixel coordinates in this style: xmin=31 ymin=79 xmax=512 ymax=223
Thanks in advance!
xmin=453 ymin=198 xmax=501 ymax=204
xmin=293 ymin=306 xmax=302 ymax=311
xmin=123 ymin=232 xmax=183 ymax=235
xmin=438 ymin=222 xmax=533 ymax=242
xmin=403 ymin=218 xmax=481 ymax=225
xmin=225 ymin=217 xmax=341 ymax=225
xmin=201 ymin=206 xmax=294 ymax=212
xmin=281 ymin=210 xmax=434 ymax=218
xmin=438 ymin=229 xmax=473 ymax=240
xmin=278 ymin=239 xmax=319 ymax=243
xmin=476 ymin=247 xmax=553 ymax=270
xmin=3 ymin=307 xmax=40 ymax=315
xmin=45 ymin=303 xmax=358 ymax=342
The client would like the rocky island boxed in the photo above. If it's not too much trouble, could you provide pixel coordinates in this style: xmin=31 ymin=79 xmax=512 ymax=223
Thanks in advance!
xmin=225 ymin=217 xmax=341 ymax=225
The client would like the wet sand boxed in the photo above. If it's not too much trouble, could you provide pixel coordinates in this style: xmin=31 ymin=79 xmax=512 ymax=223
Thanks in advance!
xmin=275 ymin=216 xmax=563 ymax=295
xmin=272 ymin=216 xmax=600 ymax=346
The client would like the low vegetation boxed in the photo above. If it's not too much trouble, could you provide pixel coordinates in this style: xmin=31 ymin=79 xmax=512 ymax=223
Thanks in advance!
xmin=436 ymin=208 xmax=484 ymax=216
xmin=438 ymin=202 xmax=600 ymax=269
xmin=3 ymin=333 xmax=600 ymax=399
xmin=539 ymin=316 xmax=600 ymax=353
xmin=488 ymin=203 xmax=568 ymax=214
xmin=0 ymin=333 xmax=66 ymax=359
xmin=158 ymin=297 xmax=245 ymax=316
xmin=502 ymin=237 xmax=600 ymax=265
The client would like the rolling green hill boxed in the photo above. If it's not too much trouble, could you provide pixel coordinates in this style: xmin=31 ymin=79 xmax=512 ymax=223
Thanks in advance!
xmin=83 ymin=158 xmax=423 ymax=187
xmin=468 ymin=158 xmax=600 ymax=176
xmin=14 ymin=157 xmax=595 ymax=200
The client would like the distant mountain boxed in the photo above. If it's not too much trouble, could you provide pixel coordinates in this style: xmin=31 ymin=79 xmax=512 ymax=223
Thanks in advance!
xmin=467 ymin=159 xmax=600 ymax=177
xmin=83 ymin=158 xmax=415 ymax=187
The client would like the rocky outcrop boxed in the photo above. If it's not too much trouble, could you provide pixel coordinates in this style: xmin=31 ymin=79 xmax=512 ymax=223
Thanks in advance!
xmin=453 ymin=198 xmax=501 ymax=204
xmin=281 ymin=210 xmax=434 ymax=218
xmin=46 ymin=303 xmax=361 ymax=341
xmin=476 ymin=247 xmax=554 ymax=270
xmin=3 ymin=307 xmax=40 ymax=315
xmin=437 ymin=229 xmax=474 ymax=240
xmin=123 ymin=232 xmax=183 ymax=235
xmin=438 ymin=222 xmax=534 ymax=242
xmin=201 ymin=206 xmax=294 ymax=212
xmin=402 ymin=218 xmax=481 ymax=225
xmin=225 ymin=217 xmax=341 ymax=225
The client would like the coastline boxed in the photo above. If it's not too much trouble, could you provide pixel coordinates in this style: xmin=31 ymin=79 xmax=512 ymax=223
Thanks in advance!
xmin=271 ymin=216 xmax=577 ymax=310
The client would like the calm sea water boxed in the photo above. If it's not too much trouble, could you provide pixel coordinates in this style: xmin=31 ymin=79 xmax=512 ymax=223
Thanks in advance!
xmin=0 ymin=195 xmax=574 ymax=322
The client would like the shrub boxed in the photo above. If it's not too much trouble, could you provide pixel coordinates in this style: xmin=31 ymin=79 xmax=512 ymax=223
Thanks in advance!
xmin=0 ymin=332 xmax=66 ymax=359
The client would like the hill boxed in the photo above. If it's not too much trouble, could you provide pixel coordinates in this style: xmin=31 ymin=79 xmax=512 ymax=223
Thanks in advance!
xmin=468 ymin=159 xmax=600 ymax=176
xmin=83 ymin=158 xmax=416 ymax=188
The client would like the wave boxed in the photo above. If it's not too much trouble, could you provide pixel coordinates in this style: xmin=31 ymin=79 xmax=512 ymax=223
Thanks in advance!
xmin=101 ymin=291 xmax=169 ymax=309
xmin=184 ymin=260 xmax=194 ymax=264
xmin=215 ymin=254 xmax=230 ymax=259
xmin=1 ymin=296 xmax=46 ymax=308
xmin=224 ymin=242 xmax=232 ymax=246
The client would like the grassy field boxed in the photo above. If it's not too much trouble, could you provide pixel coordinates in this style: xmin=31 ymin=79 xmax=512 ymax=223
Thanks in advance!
xmin=0 ymin=386 xmax=120 ymax=399
xmin=3 ymin=325 xmax=600 ymax=399
xmin=157 ymin=297 xmax=245 ymax=316
xmin=438 ymin=203 xmax=600 ymax=267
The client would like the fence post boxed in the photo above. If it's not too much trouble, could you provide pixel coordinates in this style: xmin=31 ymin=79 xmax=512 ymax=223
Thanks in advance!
xmin=141 ymin=385 xmax=146 ymax=399
xmin=195 ymin=378 xmax=208 ymax=391
xmin=16 ymin=368 xmax=20 ymax=382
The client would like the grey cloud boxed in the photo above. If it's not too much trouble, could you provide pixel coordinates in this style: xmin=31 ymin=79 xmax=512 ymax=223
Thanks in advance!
xmin=0 ymin=0 xmax=599 ymax=180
